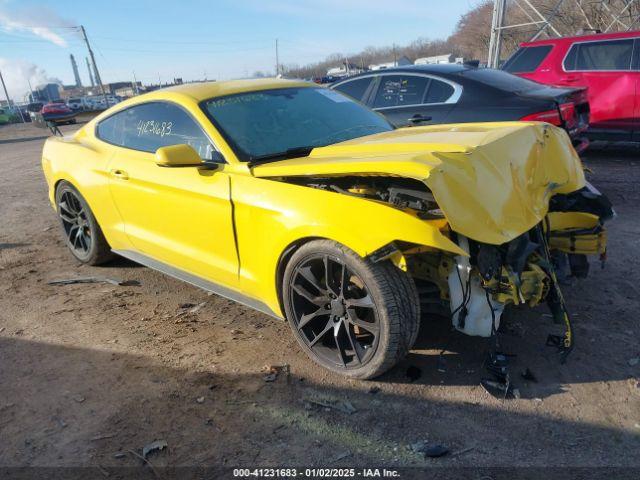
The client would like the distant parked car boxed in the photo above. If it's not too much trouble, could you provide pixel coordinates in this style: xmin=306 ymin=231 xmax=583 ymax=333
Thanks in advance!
xmin=331 ymin=64 xmax=591 ymax=153
xmin=27 ymin=102 xmax=44 ymax=122
xmin=41 ymin=102 xmax=77 ymax=125
xmin=0 ymin=108 xmax=12 ymax=125
xmin=502 ymin=30 xmax=640 ymax=142
xmin=67 ymin=98 xmax=84 ymax=111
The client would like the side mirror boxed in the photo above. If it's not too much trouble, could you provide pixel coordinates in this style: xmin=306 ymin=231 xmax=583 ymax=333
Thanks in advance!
xmin=155 ymin=144 xmax=202 ymax=167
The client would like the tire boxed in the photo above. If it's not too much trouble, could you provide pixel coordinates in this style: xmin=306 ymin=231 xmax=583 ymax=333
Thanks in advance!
xmin=55 ymin=181 xmax=114 ymax=265
xmin=282 ymin=239 xmax=419 ymax=379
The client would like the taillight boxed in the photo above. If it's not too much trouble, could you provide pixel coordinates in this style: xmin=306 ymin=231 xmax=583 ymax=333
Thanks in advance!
xmin=559 ymin=102 xmax=576 ymax=122
xmin=521 ymin=109 xmax=562 ymax=126
xmin=521 ymin=102 xmax=576 ymax=127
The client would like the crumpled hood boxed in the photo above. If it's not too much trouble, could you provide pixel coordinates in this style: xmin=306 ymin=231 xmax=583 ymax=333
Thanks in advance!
xmin=251 ymin=122 xmax=585 ymax=245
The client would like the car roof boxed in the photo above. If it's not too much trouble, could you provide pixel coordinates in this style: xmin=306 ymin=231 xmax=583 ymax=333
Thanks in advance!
xmin=141 ymin=78 xmax=314 ymax=103
xmin=521 ymin=29 xmax=640 ymax=46
xmin=332 ymin=64 xmax=471 ymax=83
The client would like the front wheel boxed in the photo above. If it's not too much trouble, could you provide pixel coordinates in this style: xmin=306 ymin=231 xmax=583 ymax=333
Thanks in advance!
xmin=282 ymin=240 xmax=419 ymax=379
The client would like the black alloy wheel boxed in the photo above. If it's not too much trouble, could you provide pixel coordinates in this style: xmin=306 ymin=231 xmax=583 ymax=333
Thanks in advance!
xmin=55 ymin=181 xmax=113 ymax=265
xmin=289 ymin=253 xmax=380 ymax=369
xmin=283 ymin=240 xmax=420 ymax=379
xmin=58 ymin=189 xmax=92 ymax=256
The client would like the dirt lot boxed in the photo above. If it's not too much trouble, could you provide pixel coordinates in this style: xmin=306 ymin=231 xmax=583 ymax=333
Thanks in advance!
xmin=0 ymin=122 xmax=639 ymax=475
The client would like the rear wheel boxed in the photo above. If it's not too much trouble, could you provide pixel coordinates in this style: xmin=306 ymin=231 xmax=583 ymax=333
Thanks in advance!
xmin=55 ymin=181 xmax=113 ymax=265
xmin=282 ymin=240 xmax=419 ymax=379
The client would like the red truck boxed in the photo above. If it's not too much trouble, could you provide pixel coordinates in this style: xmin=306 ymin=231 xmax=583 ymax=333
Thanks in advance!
xmin=503 ymin=30 xmax=640 ymax=142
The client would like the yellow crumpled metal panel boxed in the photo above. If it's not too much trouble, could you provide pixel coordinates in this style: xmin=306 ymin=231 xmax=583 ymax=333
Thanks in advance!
xmin=253 ymin=122 xmax=586 ymax=246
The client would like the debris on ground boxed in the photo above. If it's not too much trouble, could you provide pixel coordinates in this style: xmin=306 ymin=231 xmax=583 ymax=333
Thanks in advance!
xmin=406 ymin=365 xmax=422 ymax=382
xmin=437 ymin=355 xmax=447 ymax=373
xmin=424 ymin=444 xmax=449 ymax=458
xmin=48 ymin=277 xmax=139 ymax=287
xmin=142 ymin=439 xmax=168 ymax=460
xmin=196 ymin=396 xmax=205 ymax=404
xmin=304 ymin=396 xmax=357 ymax=415
xmin=329 ymin=450 xmax=352 ymax=462
xmin=188 ymin=302 xmax=206 ymax=314
xmin=128 ymin=449 xmax=160 ymax=478
xmin=480 ymin=378 xmax=519 ymax=399
xmin=113 ymin=453 xmax=126 ymax=459
xmin=52 ymin=416 xmax=67 ymax=428
xmin=450 ymin=446 xmax=475 ymax=457
xmin=176 ymin=302 xmax=207 ymax=317
xmin=368 ymin=386 xmax=381 ymax=395
xmin=521 ymin=368 xmax=538 ymax=382
xmin=90 ymin=433 xmax=117 ymax=441
xmin=262 ymin=364 xmax=290 ymax=383
xmin=409 ymin=440 xmax=429 ymax=454
xmin=72 ymin=395 xmax=85 ymax=403
xmin=628 ymin=357 xmax=639 ymax=367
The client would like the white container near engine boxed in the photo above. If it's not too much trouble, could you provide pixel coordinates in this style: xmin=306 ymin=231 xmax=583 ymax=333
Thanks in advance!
xmin=448 ymin=236 xmax=504 ymax=337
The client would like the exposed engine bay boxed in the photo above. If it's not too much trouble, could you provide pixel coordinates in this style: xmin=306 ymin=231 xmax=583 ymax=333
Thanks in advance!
xmin=282 ymin=175 xmax=446 ymax=219
xmin=280 ymin=174 xmax=613 ymax=364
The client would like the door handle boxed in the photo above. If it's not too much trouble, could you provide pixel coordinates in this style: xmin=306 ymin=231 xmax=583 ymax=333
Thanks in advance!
xmin=408 ymin=114 xmax=432 ymax=124
xmin=110 ymin=169 xmax=129 ymax=180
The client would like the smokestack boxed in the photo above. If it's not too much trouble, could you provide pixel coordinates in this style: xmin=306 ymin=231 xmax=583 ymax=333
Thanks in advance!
xmin=70 ymin=54 xmax=82 ymax=87
xmin=86 ymin=57 xmax=95 ymax=87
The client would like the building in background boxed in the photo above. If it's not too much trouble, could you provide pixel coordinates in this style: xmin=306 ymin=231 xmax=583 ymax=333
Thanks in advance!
xmin=29 ymin=83 xmax=61 ymax=103
xmin=326 ymin=61 xmax=363 ymax=78
xmin=369 ymin=55 xmax=413 ymax=70
xmin=414 ymin=54 xmax=464 ymax=65
xmin=114 ymin=82 xmax=143 ymax=98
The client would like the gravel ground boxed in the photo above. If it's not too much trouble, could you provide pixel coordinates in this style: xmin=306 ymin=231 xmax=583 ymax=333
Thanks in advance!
xmin=0 ymin=122 xmax=639 ymax=474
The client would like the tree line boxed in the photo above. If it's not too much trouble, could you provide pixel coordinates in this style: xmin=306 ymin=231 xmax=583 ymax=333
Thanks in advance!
xmin=273 ymin=0 xmax=639 ymax=79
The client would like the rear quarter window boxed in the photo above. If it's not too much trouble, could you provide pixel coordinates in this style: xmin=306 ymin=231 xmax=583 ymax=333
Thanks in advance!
xmin=332 ymin=77 xmax=373 ymax=102
xmin=503 ymin=45 xmax=552 ymax=73
xmin=372 ymin=75 xmax=430 ymax=108
xmin=564 ymin=39 xmax=634 ymax=71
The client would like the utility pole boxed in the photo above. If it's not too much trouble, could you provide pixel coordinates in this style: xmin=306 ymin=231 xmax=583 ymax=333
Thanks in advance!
xmin=275 ymin=38 xmax=280 ymax=77
xmin=487 ymin=0 xmax=506 ymax=68
xmin=80 ymin=25 xmax=108 ymax=106
xmin=27 ymin=78 xmax=35 ymax=101
xmin=86 ymin=57 xmax=95 ymax=87
xmin=132 ymin=71 xmax=139 ymax=95
xmin=0 ymin=69 xmax=24 ymax=123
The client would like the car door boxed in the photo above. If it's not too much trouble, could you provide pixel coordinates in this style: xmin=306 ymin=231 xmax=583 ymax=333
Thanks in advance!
xmin=561 ymin=37 xmax=636 ymax=139
xmin=633 ymin=38 xmax=640 ymax=142
xmin=96 ymin=101 xmax=239 ymax=289
xmin=367 ymin=73 xmax=457 ymax=127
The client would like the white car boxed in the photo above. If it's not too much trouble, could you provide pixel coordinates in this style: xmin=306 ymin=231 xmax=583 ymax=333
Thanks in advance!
xmin=67 ymin=98 xmax=84 ymax=111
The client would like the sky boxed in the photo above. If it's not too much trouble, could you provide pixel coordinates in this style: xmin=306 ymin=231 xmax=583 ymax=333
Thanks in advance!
xmin=0 ymin=0 xmax=477 ymax=100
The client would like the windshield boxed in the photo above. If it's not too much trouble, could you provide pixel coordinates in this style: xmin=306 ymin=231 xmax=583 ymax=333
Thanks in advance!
xmin=201 ymin=87 xmax=393 ymax=162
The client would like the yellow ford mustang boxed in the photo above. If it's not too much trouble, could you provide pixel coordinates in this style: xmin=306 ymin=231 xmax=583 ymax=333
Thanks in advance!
xmin=41 ymin=79 xmax=611 ymax=379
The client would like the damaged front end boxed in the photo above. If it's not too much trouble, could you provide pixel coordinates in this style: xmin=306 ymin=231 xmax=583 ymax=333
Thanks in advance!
xmin=252 ymin=122 xmax=613 ymax=381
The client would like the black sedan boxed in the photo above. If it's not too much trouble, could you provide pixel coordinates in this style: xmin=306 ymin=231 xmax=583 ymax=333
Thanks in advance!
xmin=330 ymin=64 xmax=590 ymax=153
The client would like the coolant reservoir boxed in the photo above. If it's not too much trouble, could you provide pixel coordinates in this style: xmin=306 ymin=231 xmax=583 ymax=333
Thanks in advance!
xmin=448 ymin=236 xmax=504 ymax=337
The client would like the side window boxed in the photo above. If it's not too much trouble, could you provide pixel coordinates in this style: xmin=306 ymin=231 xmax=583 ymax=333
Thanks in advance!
xmin=424 ymin=79 xmax=455 ymax=104
xmin=97 ymin=102 xmax=215 ymax=160
xmin=502 ymin=45 xmax=553 ymax=73
xmin=333 ymin=78 xmax=373 ymax=102
xmin=565 ymin=39 xmax=634 ymax=71
xmin=373 ymin=75 xmax=430 ymax=108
